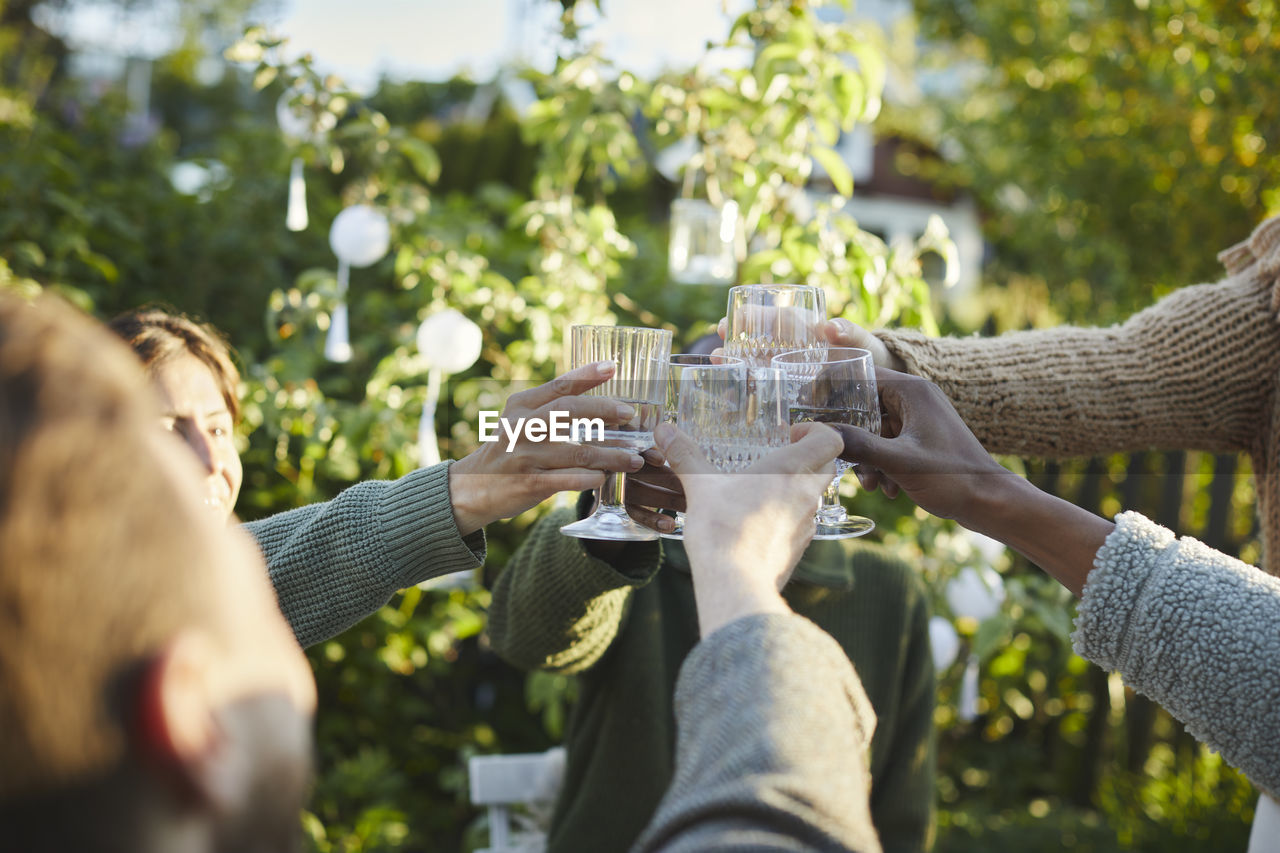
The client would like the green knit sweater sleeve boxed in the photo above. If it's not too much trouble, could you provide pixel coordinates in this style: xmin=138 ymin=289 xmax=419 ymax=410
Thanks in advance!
xmin=487 ymin=506 xmax=662 ymax=675
xmin=244 ymin=461 xmax=486 ymax=647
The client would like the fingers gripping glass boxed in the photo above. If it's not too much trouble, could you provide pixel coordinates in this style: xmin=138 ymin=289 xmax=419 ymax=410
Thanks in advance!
xmin=658 ymin=353 xmax=745 ymax=540
xmin=559 ymin=325 xmax=673 ymax=542
xmin=723 ymin=284 xmax=828 ymax=367
xmin=773 ymin=346 xmax=880 ymax=540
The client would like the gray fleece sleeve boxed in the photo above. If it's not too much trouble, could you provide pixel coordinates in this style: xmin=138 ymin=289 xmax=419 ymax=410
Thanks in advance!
xmin=244 ymin=462 xmax=486 ymax=647
xmin=634 ymin=613 xmax=883 ymax=853
xmin=1073 ymin=511 xmax=1280 ymax=798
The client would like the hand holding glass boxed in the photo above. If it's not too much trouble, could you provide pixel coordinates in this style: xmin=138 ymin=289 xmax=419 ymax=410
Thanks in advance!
xmin=559 ymin=325 xmax=672 ymax=542
xmin=772 ymin=346 xmax=880 ymax=539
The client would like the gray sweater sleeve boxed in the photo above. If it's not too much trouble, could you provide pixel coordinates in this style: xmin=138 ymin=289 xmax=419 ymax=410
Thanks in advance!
xmin=634 ymin=613 xmax=883 ymax=853
xmin=244 ymin=462 xmax=486 ymax=647
xmin=1073 ymin=511 xmax=1280 ymax=798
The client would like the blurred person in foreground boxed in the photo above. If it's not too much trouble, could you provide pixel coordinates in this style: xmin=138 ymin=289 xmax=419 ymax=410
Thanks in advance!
xmin=836 ymin=368 xmax=1280 ymax=806
xmin=109 ymin=308 xmax=647 ymax=646
xmin=487 ymin=333 xmax=936 ymax=853
xmin=0 ymin=295 xmax=317 ymax=852
xmin=0 ymin=292 xmax=888 ymax=851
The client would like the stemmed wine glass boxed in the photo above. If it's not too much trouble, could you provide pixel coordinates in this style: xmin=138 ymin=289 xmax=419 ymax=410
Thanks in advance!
xmin=723 ymin=284 xmax=828 ymax=367
xmin=677 ymin=364 xmax=790 ymax=475
xmin=559 ymin=325 xmax=672 ymax=542
xmin=772 ymin=346 xmax=880 ymax=539
xmin=658 ymin=352 xmax=745 ymax=540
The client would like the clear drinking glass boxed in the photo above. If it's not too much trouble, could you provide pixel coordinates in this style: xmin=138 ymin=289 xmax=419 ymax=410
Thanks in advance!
xmin=677 ymin=365 xmax=790 ymax=476
xmin=723 ymin=284 xmax=828 ymax=367
xmin=658 ymin=352 xmax=746 ymax=539
xmin=559 ymin=325 xmax=673 ymax=542
xmin=772 ymin=346 xmax=880 ymax=539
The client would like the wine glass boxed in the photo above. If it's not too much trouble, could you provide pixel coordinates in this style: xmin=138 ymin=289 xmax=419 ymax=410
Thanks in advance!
xmin=657 ymin=353 xmax=745 ymax=540
xmin=559 ymin=325 xmax=673 ymax=542
xmin=772 ymin=346 xmax=880 ymax=539
xmin=723 ymin=284 xmax=828 ymax=367
xmin=677 ymin=364 xmax=790 ymax=475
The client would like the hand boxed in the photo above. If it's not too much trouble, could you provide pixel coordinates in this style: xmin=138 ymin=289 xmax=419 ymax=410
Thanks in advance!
xmin=713 ymin=316 xmax=906 ymax=371
xmin=580 ymin=447 xmax=685 ymax=562
xmin=832 ymin=368 xmax=1011 ymax=524
xmin=656 ymin=421 xmax=842 ymax=637
xmin=822 ymin=318 xmax=905 ymax=371
xmin=448 ymin=362 xmax=644 ymax=535
xmin=834 ymin=368 xmax=1113 ymax=596
xmin=623 ymin=447 xmax=685 ymax=533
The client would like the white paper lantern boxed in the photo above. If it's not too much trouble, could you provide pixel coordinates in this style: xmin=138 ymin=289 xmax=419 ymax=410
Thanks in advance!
xmin=945 ymin=565 xmax=1006 ymax=623
xmin=329 ymin=205 xmax=391 ymax=268
xmin=928 ymin=616 xmax=961 ymax=672
xmin=417 ymin=309 xmax=483 ymax=375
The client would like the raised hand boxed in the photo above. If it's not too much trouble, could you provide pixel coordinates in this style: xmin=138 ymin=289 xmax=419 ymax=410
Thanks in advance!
xmin=832 ymin=367 xmax=1112 ymax=596
xmin=448 ymin=362 xmax=644 ymax=535
xmin=656 ymin=421 xmax=841 ymax=637
xmin=830 ymin=368 xmax=1005 ymax=522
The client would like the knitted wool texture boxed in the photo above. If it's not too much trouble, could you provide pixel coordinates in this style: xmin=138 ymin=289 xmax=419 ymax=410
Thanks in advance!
xmin=633 ymin=613 xmax=882 ymax=853
xmin=245 ymin=461 xmax=486 ymax=646
xmin=1073 ymin=511 xmax=1280 ymax=798
xmin=877 ymin=215 xmax=1280 ymax=575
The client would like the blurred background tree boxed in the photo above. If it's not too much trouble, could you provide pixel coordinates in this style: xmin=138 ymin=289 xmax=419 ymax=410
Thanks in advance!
xmin=901 ymin=0 xmax=1280 ymax=326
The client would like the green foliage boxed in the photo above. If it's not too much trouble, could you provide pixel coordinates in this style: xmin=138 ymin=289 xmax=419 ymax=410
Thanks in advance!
xmin=906 ymin=0 xmax=1280 ymax=324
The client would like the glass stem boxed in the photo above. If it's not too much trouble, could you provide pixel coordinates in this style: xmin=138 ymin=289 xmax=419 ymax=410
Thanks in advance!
xmin=598 ymin=471 xmax=626 ymax=513
xmin=818 ymin=471 xmax=847 ymax=522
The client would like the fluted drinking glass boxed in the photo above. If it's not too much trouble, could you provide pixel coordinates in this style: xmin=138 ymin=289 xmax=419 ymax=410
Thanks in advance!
xmin=559 ymin=325 xmax=672 ymax=542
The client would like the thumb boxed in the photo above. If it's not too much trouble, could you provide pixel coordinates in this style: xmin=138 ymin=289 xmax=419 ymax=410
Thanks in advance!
xmin=832 ymin=422 xmax=903 ymax=471
xmin=654 ymin=423 xmax=714 ymax=478
xmin=824 ymin=318 xmax=872 ymax=347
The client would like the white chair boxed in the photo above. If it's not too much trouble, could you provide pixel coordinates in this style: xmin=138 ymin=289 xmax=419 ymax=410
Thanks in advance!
xmin=469 ymin=746 xmax=566 ymax=853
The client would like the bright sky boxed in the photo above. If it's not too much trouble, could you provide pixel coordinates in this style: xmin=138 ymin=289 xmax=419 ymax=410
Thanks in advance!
xmin=41 ymin=0 xmax=751 ymax=90
xmin=264 ymin=0 xmax=747 ymax=90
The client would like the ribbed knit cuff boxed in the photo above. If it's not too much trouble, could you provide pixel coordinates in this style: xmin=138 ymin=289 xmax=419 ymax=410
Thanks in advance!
xmin=1071 ymin=511 xmax=1174 ymax=671
xmin=376 ymin=461 xmax=486 ymax=589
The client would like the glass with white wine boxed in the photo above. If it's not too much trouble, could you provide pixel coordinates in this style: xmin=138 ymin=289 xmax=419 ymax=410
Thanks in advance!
xmin=772 ymin=346 xmax=880 ymax=539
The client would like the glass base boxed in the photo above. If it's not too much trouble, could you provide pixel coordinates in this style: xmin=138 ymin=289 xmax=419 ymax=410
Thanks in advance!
xmin=560 ymin=507 xmax=659 ymax=542
xmin=812 ymin=515 xmax=875 ymax=540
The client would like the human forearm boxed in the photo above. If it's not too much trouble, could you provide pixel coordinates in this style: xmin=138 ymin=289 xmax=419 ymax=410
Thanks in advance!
xmin=959 ymin=471 xmax=1113 ymax=597
xmin=247 ymin=463 xmax=485 ymax=646
xmin=876 ymin=274 xmax=1277 ymax=458
xmin=634 ymin=614 xmax=882 ymax=853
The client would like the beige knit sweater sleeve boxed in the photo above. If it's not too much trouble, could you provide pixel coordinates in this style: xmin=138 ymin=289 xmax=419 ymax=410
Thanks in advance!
xmin=875 ymin=221 xmax=1280 ymax=460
